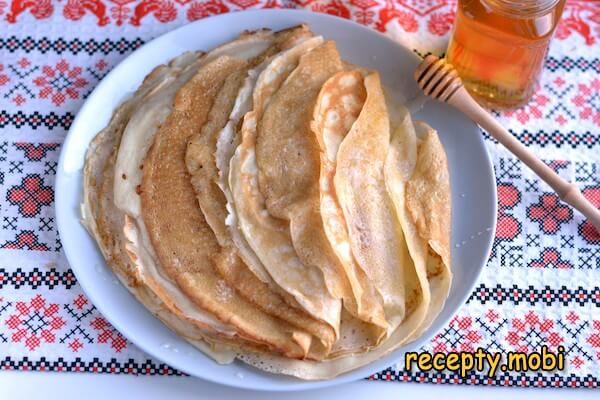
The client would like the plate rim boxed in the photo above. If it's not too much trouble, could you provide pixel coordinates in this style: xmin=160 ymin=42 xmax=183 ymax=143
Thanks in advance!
xmin=55 ymin=9 xmax=497 ymax=392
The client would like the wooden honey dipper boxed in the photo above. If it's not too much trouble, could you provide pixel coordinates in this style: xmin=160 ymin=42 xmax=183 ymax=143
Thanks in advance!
xmin=415 ymin=55 xmax=600 ymax=233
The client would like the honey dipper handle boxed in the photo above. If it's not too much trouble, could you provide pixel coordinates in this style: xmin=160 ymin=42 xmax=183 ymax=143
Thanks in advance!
xmin=448 ymin=87 xmax=600 ymax=233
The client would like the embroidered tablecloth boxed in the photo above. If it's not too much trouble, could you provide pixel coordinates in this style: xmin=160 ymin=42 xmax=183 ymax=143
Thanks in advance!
xmin=0 ymin=0 xmax=599 ymax=388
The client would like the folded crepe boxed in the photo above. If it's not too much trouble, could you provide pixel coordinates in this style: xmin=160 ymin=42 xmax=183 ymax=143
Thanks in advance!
xmin=332 ymin=72 xmax=425 ymax=336
xmin=387 ymin=118 xmax=452 ymax=341
xmin=311 ymin=70 xmax=388 ymax=335
xmin=185 ymin=28 xmax=336 ymax=356
xmin=228 ymin=37 xmax=343 ymax=340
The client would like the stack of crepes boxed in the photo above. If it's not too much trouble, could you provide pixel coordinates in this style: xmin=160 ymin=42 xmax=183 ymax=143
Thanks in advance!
xmin=81 ymin=25 xmax=452 ymax=379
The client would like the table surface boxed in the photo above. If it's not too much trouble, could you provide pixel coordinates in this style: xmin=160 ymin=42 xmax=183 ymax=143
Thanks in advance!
xmin=1 ymin=372 xmax=599 ymax=399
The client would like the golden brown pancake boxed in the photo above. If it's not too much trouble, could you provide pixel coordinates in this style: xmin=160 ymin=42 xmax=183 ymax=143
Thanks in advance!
xmin=213 ymin=36 xmax=327 ymax=296
xmin=185 ymin=28 xmax=336 ymax=356
xmin=113 ymin=30 xmax=276 ymax=218
xmin=82 ymin=55 xmax=196 ymax=286
xmin=403 ymin=121 xmax=452 ymax=339
xmin=383 ymin=110 xmax=432 ymax=343
xmin=116 ymin=31 xmax=286 ymax=345
xmin=228 ymin=37 xmax=343 ymax=338
xmin=254 ymin=42 xmax=349 ymax=301
xmin=140 ymin=54 xmax=316 ymax=358
xmin=256 ymin=41 xmax=342 ymax=217
xmin=406 ymin=122 xmax=452 ymax=271
xmin=255 ymin=43 xmax=392 ymax=348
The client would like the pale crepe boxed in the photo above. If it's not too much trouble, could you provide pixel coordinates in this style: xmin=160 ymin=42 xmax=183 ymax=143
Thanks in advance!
xmin=311 ymin=70 xmax=388 ymax=333
xmin=228 ymin=37 xmax=343 ymax=336
xmin=333 ymin=73 xmax=422 ymax=334
xmin=82 ymin=52 xmax=197 ymax=285
xmin=399 ymin=120 xmax=452 ymax=340
xmin=216 ymin=67 xmax=272 ymax=284
xmin=185 ymin=30 xmax=336 ymax=354
xmin=255 ymin=42 xmax=374 ymax=330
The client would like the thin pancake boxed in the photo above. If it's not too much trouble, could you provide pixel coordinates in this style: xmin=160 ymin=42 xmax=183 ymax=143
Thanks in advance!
xmin=217 ymin=36 xmax=325 ymax=289
xmin=83 ymin=54 xmax=197 ymax=284
xmin=229 ymin=37 xmax=342 ymax=337
xmin=312 ymin=70 xmax=388 ymax=333
xmin=140 ymin=54 xmax=313 ymax=358
xmin=113 ymin=29 xmax=275 ymax=218
xmin=403 ymin=121 xmax=452 ymax=339
xmin=255 ymin=42 xmax=356 ymax=318
xmin=333 ymin=73 xmax=419 ymax=334
xmin=185 ymin=29 xmax=336 ymax=355
xmin=383 ymin=110 xmax=431 ymax=343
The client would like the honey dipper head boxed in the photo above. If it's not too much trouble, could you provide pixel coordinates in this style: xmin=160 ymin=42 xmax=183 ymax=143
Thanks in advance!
xmin=414 ymin=55 xmax=464 ymax=102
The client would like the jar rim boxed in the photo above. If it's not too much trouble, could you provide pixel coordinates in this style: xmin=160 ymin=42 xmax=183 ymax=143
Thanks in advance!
xmin=480 ymin=0 xmax=563 ymax=17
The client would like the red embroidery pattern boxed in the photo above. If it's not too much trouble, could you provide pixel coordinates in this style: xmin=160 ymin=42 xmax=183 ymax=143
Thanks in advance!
xmin=572 ymin=78 xmax=600 ymax=126
xmin=5 ymin=0 xmax=53 ymax=23
xmin=427 ymin=10 xmax=453 ymax=36
xmin=5 ymin=295 xmax=66 ymax=350
xmin=430 ymin=316 xmax=483 ymax=353
xmin=33 ymin=60 xmax=89 ymax=106
xmin=311 ymin=0 xmax=350 ymax=18
xmin=503 ymin=92 xmax=551 ymax=125
xmin=555 ymin=0 xmax=599 ymax=45
xmin=500 ymin=74 xmax=600 ymax=129
xmin=506 ymin=311 xmax=564 ymax=353
xmin=130 ymin=0 xmax=177 ymax=26
xmin=529 ymin=248 xmax=574 ymax=269
xmin=90 ymin=317 xmax=129 ymax=352
xmin=588 ymin=321 xmax=600 ymax=361
xmin=495 ymin=183 xmax=521 ymax=242
xmin=527 ymin=194 xmax=573 ymax=234
xmin=376 ymin=0 xmax=419 ymax=33
xmin=63 ymin=0 xmax=111 ymax=25
xmin=186 ymin=0 xmax=228 ymax=20
xmin=1 ymin=231 xmax=50 ymax=251
xmin=14 ymin=143 xmax=59 ymax=161
xmin=0 ymin=0 xmax=595 ymax=50
xmin=6 ymin=175 xmax=54 ymax=217
xmin=0 ymin=65 xmax=9 ymax=86
xmin=580 ymin=186 xmax=600 ymax=244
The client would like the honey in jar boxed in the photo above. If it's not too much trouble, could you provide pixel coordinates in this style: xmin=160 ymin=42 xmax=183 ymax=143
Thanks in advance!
xmin=447 ymin=0 xmax=566 ymax=109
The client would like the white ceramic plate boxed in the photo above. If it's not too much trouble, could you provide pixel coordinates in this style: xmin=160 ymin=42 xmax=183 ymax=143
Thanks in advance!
xmin=56 ymin=9 xmax=497 ymax=391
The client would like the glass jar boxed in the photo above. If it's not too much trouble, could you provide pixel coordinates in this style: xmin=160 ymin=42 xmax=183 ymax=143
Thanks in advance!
xmin=446 ymin=0 xmax=566 ymax=110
